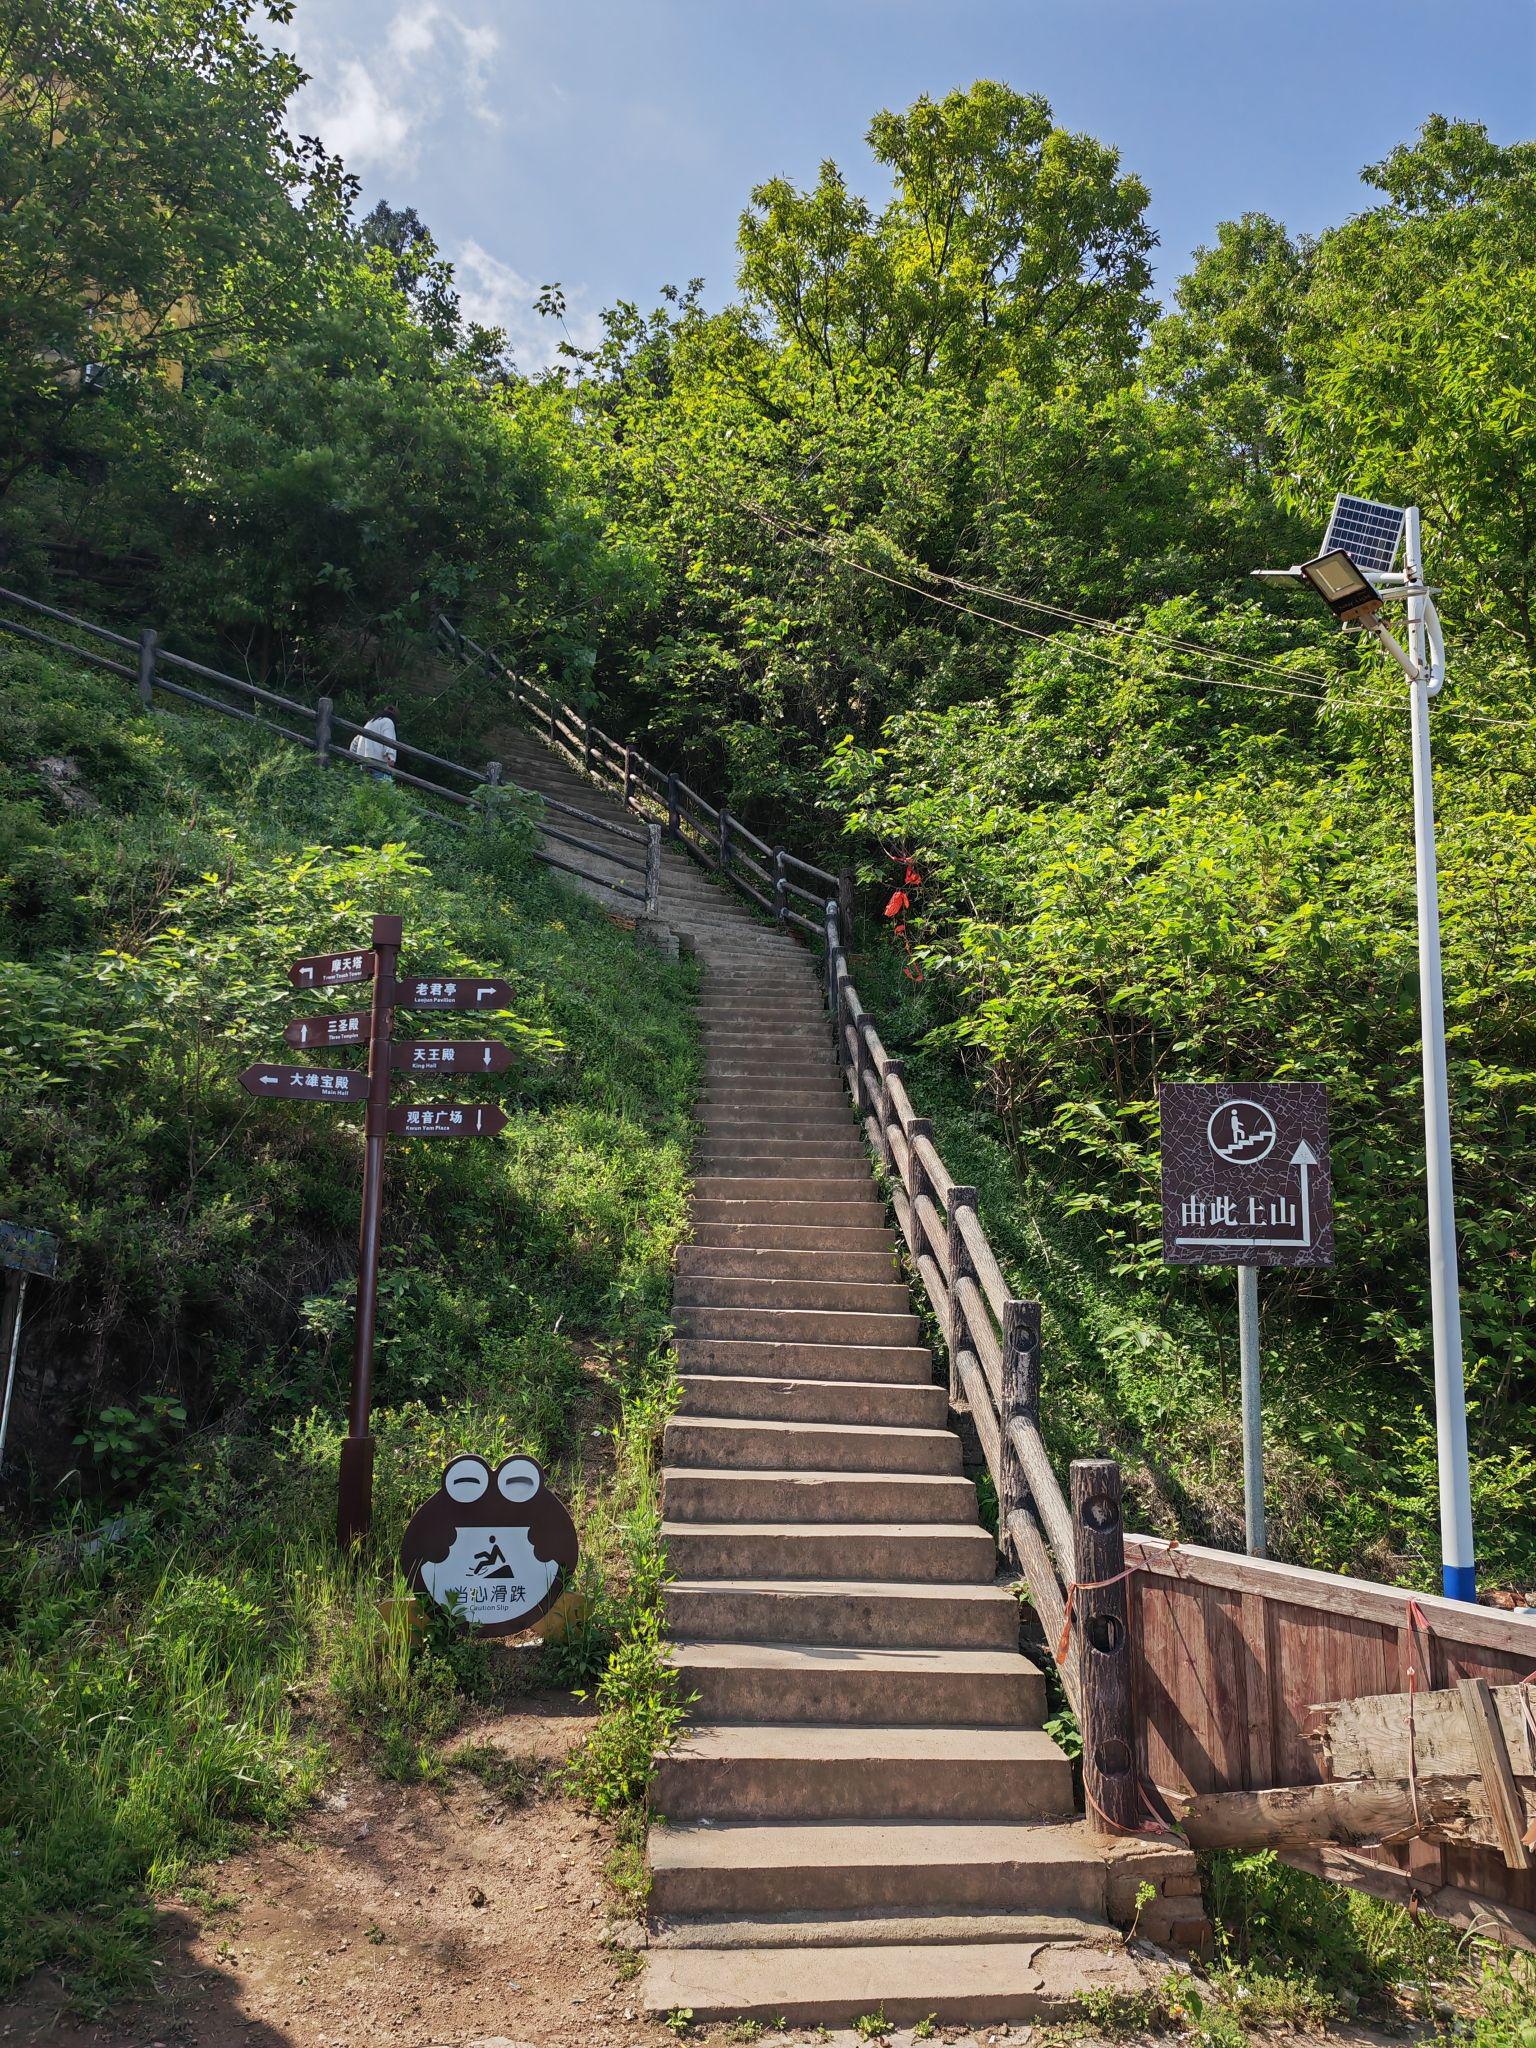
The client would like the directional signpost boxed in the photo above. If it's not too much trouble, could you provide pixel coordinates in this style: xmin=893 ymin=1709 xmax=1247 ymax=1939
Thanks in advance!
xmin=241 ymin=915 xmax=513 ymax=1545
xmin=1159 ymin=1083 xmax=1333 ymax=1557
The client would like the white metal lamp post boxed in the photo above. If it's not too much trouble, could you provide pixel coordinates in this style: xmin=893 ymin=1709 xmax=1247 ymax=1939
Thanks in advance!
xmin=1256 ymin=497 xmax=1476 ymax=1602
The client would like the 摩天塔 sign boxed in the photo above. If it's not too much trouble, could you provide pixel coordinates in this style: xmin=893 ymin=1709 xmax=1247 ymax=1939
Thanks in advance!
xmin=1159 ymin=1082 xmax=1333 ymax=1269
xmin=400 ymin=1455 xmax=579 ymax=1637
xmin=240 ymin=916 xmax=513 ymax=1543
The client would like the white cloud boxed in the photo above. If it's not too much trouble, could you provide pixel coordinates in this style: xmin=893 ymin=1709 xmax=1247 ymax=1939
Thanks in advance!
xmin=289 ymin=1 xmax=501 ymax=176
xmin=454 ymin=240 xmax=604 ymax=373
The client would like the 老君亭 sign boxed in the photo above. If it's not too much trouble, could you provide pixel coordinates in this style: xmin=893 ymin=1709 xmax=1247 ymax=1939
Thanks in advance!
xmin=1159 ymin=1082 xmax=1333 ymax=1269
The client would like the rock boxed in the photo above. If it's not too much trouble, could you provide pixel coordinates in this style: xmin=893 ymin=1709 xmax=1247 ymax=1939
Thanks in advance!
xmin=467 ymin=1884 xmax=488 ymax=1908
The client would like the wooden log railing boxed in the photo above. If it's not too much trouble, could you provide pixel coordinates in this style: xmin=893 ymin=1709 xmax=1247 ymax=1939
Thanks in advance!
xmin=437 ymin=618 xmax=846 ymax=943
xmin=0 ymin=586 xmax=662 ymax=916
xmin=821 ymin=896 xmax=1146 ymax=1835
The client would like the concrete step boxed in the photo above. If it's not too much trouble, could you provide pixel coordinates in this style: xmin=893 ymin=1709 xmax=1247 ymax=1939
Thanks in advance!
xmin=673 ymin=1335 xmax=930 ymax=1382
xmin=670 ymin=1640 xmax=1045 ymax=1725
xmin=675 ymin=1372 xmax=944 ymax=1428
xmin=667 ymin=1409 xmax=958 ymax=1474
xmin=661 ymin=1518 xmax=995 ymax=1582
xmin=698 ymin=1092 xmax=850 ymax=1114
xmin=689 ymin=1222 xmax=896 ymax=1253
xmin=665 ymin=1415 xmax=957 ymax=1475
xmin=645 ymin=1906 xmax=1122 ymax=1950
xmin=693 ymin=1153 xmax=870 ymax=1180
xmin=675 ymin=1306 xmax=922 ymax=1345
xmin=698 ymin=1114 xmax=858 ymax=1140
xmin=642 ymin=1935 xmax=1147 ymax=2028
xmin=653 ymin=1724 xmax=1074 ymax=1823
xmin=662 ymin=1577 xmax=1019 ymax=1649
xmin=676 ymin=1246 xmax=897 ymax=1282
xmin=662 ymin=1467 xmax=975 ymax=1524
xmin=674 ymin=1277 xmax=910 ymax=1314
xmin=648 ymin=1819 xmax=1106 ymax=1917
xmin=690 ymin=1199 xmax=888 ymax=1229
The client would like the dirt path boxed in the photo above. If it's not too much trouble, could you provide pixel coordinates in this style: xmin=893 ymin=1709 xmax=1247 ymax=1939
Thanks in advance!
xmin=0 ymin=1697 xmax=678 ymax=2048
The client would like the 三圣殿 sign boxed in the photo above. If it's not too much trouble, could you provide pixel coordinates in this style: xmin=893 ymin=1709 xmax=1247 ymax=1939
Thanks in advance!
xmin=1159 ymin=1082 xmax=1333 ymax=1269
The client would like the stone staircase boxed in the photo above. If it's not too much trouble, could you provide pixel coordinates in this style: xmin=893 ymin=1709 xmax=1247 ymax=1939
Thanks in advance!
xmin=490 ymin=721 xmax=1169 ymax=2029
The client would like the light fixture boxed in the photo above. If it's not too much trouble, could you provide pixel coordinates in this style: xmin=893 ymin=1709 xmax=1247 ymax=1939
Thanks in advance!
xmin=1296 ymin=548 xmax=1382 ymax=622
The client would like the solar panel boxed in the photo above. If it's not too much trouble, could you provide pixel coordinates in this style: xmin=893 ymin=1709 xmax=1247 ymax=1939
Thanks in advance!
xmin=1321 ymin=494 xmax=1406 ymax=576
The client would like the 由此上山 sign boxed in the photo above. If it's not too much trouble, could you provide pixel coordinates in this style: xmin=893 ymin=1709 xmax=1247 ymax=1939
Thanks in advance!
xmin=1159 ymin=1082 xmax=1333 ymax=1269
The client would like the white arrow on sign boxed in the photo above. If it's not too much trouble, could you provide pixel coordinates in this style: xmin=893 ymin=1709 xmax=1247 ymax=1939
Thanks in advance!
xmin=1174 ymin=1140 xmax=1318 ymax=1251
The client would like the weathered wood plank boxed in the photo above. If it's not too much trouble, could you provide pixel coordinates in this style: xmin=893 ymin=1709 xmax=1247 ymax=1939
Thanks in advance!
xmin=1174 ymin=1774 xmax=1494 ymax=1851
xmin=1125 ymin=1536 xmax=1536 ymax=1659
xmin=1312 ymin=1680 xmax=1536 ymax=1784
xmin=1458 ymin=1678 xmax=1534 ymax=1870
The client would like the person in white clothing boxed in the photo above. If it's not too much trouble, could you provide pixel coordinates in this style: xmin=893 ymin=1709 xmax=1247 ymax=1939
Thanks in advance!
xmin=349 ymin=706 xmax=398 ymax=781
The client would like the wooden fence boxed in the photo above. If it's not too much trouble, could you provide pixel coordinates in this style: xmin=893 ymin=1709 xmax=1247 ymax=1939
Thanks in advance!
xmin=820 ymin=899 xmax=1536 ymax=1942
xmin=436 ymin=619 xmax=845 ymax=939
xmin=0 ymin=586 xmax=662 ymax=915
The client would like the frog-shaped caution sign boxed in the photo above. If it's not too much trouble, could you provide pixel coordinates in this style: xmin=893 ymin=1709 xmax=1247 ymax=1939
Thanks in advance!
xmin=399 ymin=1454 xmax=579 ymax=1636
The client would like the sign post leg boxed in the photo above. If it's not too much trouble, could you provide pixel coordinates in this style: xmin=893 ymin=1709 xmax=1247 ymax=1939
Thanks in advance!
xmin=0 ymin=1271 xmax=28 ymax=1471
xmin=338 ymin=913 xmax=403 ymax=1548
xmin=1238 ymin=1264 xmax=1265 ymax=1558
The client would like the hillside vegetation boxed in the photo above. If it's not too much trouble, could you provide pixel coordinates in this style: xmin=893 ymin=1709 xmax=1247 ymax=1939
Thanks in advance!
xmin=7 ymin=1 xmax=1531 ymax=1586
xmin=0 ymin=640 xmax=696 ymax=2000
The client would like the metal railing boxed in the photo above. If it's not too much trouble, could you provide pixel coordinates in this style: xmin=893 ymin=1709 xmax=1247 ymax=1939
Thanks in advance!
xmin=437 ymin=618 xmax=848 ymax=942
xmin=0 ymin=587 xmax=661 ymax=916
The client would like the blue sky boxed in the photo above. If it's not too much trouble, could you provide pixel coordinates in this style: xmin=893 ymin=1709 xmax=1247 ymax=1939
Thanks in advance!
xmin=280 ymin=0 xmax=1535 ymax=369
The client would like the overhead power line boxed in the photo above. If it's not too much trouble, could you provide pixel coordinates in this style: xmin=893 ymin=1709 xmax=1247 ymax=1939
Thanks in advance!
xmin=743 ymin=501 xmax=1534 ymax=736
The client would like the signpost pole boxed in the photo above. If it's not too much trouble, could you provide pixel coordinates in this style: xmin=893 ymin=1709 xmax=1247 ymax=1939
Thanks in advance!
xmin=0 ymin=1271 xmax=28 ymax=1471
xmin=1403 ymin=506 xmax=1476 ymax=1603
xmin=1237 ymin=1264 xmax=1265 ymax=1558
xmin=338 ymin=912 xmax=403 ymax=1547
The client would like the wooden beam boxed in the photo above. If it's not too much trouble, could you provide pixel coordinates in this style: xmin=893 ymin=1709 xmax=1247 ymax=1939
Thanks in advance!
xmin=1171 ymin=1774 xmax=1492 ymax=1853
xmin=1125 ymin=1535 xmax=1536 ymax=1660
xmin=1459 ymin=1677 xmax=1534 ymax=1870
xmin=1311 ymin=1680 xmax=1536 ymax=1783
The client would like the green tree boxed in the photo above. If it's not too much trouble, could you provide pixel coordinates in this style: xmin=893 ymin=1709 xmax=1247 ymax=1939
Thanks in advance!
xmin=737 ymin=81 xmax=1155 ymax=396
xmin=0 ymin=0 xmax=349 ymax=498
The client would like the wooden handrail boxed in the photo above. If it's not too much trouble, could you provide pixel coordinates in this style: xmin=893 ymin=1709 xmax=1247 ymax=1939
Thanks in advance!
xmin=0 ymin=587 xmax=655 ymax=910
xmin=820 ymin=895 xmax=1088 ymax=1732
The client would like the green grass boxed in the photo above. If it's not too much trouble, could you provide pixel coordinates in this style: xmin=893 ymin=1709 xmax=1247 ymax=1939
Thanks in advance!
xmin=0 ymin=640 xmax=700 ymax=2007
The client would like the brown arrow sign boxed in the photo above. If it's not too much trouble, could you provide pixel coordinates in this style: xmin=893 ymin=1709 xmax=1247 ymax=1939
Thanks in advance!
xmin=398 ymin=976 xmax=512 ymax=1011
xmin=288 ymin=949 xmax=375 ymax=989
xmin=286 ymin=1011 xmax=368 ymax=1049
xmin=239 ymin=1063 xmax=368 ymax=1103
xmin=387 ymin=1103 xmax=508 ymax=1139
xmin=391 ymin=1040 xmax=512 ymax=1075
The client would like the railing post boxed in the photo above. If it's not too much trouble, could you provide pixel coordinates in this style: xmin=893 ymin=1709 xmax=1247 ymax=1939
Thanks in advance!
xmin=999 ymin=1299 xmax=1038 ymax=1558
xmin=667 ymin=773 xmax=680 ymax=841
xmin=906 ymin=1114 xmax=933 ymax=1261
xmin=774 ymin=849 xmax=788 ymax=926
xmin=582 ymin=717 xmax=593 ymax=776
xmin=837 ymin=867 xmax=855 ymax=950
xmin=549 ymin=697 xmax=558 ymax=745
xmin=945 ymin=1184 xmax=979 ymax=1408
xmin=1071 ymin=1457 xmax=1138 ymax=1835
xmin=876 ymin=1054 xmax=902 ymax=1171
xmin=136 ymin=627 xmax=157 ymax=709
xmin=315 ymin=693 xmax=333 ymax=764
xmin=483 ymin=761 xmax=502 ymax=823
xmin=718 ymin=808 xmax=731 ymax=874
xmin=644 ymin=822 xmax=661 ymax=919
xmin=623 ymin=745 xmax=636 ymax=809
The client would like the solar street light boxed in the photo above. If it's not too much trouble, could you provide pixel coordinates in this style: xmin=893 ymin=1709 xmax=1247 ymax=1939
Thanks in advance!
xmin=1255 ymin=499 xmax=1476 ymax=1603
xmin=1296 ymin=548 xmax=1382 ymax=621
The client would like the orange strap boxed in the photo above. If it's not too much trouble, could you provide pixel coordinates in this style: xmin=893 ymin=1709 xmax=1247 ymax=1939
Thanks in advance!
xmin=1055 ymin=1564 xmax=1137 ymax=1669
